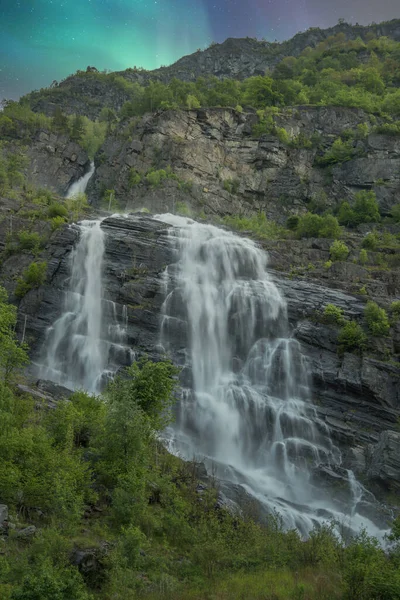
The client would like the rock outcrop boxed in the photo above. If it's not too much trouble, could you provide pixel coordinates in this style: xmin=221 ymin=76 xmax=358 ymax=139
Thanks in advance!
xmin=86 ymin=106 xmax=400 ymax=221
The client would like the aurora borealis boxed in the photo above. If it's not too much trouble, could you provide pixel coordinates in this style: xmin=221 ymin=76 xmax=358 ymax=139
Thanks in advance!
xmin=1 ymin=0 xmax=399 ymax=101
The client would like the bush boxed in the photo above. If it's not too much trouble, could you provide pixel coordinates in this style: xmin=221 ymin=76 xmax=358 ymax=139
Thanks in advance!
xmin=286 ymin=215 xmax=299 ymax=230
xmin=18 ymin=231 xmax=42 ymax=251
xmin=338 ymin=191 xmax=380 ymax=227
xmin=223 ymin=178 xmax=240 ymax=194
xmin=50 ymin=216 xmax=67 ymax=230
xmin=364 ymin=301 xmax=390 ymax=336
xmin=330 ymin=240 xmax=349 ymax=261
xmin=324 ymin=304 xmax=345 ymax=325
xmin=338 ymin=321 xmax=367 ymax=352
xmin=297 ymin=213 xmax=340 ymax=239
xmin=47 ymin=203 xmax=68 ymax=219
xmin=128 ymin=168 xmax=141 ymax=187
xmin=359 ymin=248 xmax=368 ymax=265
xmin=391 ymin=204 xmax=400 ymax=223
xmin=362 ymin=232 xmax=379 ymax=250
xmin=15 ymin=262 xmax=47 ymax=298
xmin=318 ymin=138 xmax=355 ymax=165
xmin=391 ymin=300 xmax=400 ymax=321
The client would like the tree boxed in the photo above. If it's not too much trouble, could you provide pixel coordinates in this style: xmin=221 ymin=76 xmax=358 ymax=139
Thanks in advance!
xmin=186 ymin=94 xmax=201 ymax=109
xmin=364 ymin=301 xmax=390 ymax=336
xmin=0 ymin=286 xmax=29 ymax=383
xmin=243 ymin=76 xmax=280 ymax=108
xmin=330 ymin=240 xmax=349 ymax=261
xmin=70 ymin=115 xmax=85 ymax=142
xmin=52 ymin=107 xmax=69 ymax=135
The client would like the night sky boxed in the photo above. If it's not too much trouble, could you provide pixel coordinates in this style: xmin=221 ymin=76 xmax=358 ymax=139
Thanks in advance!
xmin=0 ymin=0 xmax=399 ymax=101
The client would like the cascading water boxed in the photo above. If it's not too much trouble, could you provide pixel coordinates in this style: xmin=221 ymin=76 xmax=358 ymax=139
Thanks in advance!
xmin=158 ymin=214 xmax=386 ymax=538
xmin=39 ymin=219 xmax=133 ymax=393
xmin=67 ymin=161 xmax=95 ymax=198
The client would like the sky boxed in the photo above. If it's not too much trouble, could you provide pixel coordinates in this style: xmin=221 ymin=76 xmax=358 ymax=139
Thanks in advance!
xmin=0 ymin=0 xmax=399 ymax=101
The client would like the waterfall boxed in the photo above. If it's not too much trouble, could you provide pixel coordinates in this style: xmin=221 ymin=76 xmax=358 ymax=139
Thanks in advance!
xmin=39 ymin=219 xmax=133 ymax=393
xmin=66 ymin=161 xmax=95 ymax=198
xmin=157 ymin=214 xmax=385 ymax=538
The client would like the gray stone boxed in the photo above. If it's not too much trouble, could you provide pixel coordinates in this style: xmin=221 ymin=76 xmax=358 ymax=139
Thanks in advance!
xmin=17 ymin=525 xmax=37 ymax=538
xmin=368 ymin=431 xmax=400 ymax=490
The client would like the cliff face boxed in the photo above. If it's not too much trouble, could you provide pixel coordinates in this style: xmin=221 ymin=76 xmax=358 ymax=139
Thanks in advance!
xmin=15 ymin=214 xmax=400 ymax=507
xmin=87 ymin=106 xmax=400 ymax=220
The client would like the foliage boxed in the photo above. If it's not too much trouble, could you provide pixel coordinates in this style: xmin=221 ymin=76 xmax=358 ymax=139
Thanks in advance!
xmin=338 ymin=191 xmax=381 ymax=227
xmin=364 ymin=301 xmax=390 ymax=336
xmin=47 ymin=203 xmax=68 ymax=219
xmin=18 ymin=231 xmax=43 ymax=252
xmin=65 ymin=192 xmax=90 ymax=222
xmin=391 ymin=300 xmax=400 ymax=322
xmin=391 ymin=204 xmax=400 ymax=223
xmin=286 ymin=215 xmax=299 ymax=230
xmin=223 ymin=178 xmax=240 ymax=194
xmin=330 ymin=240 xmax=349 ymax=261
xmin=10 ymin=560 xmax=91 ymax=600
xmin=297 ymin=212 xmax=341 ymax=239
xmin=362 ymin=231 xmax=379 ymax=250
xmin=323 ymin=304 xmax=345 ymax=325
xmin=145 ymin=166 xmax=177 ymax=188
xmin=128 ymin=168 xmax=141 ymax=187
xmin=359 ymin=248 xmax=368 ymax=265
xmin=317 ymin=138 xmax=356 ymax=165
xmin=0 ymin=287 xmax=29 ymax=383
xmin=222 ymin=212 xmax=286 ymax=240
xmin=15 ymin=261 xmax=47 ymax=298
xmin=338 ymin=320 xmax=367 ymax=352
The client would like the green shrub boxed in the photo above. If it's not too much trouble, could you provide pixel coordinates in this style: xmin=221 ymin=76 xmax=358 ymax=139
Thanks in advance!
xmin=18 ymin=231 xmax=43 ymax=251
xmin=365 ymin=301 xmax=390 ymax=336
xmin=223 ymin=178 xmax=240 ymax=194
xmin=319 ymin=215 xmax=341 ymax=239
xmin=330 ymin=240 xmax=349 ymax=261
xmin=175 ymin=202 xmax=191 ymax=216
xmin=47 ymin=203 xmax=68 ymax=219
xmin=10 ymin=560 xmax=90 ymax=600
xmin=391 ymin=300 xmax=400 ymax=322
xmin=50 ymin=216 xmax=67 ymax=230
xmin=318 ymin=138 xmax=355 ymax=165
xmin=391 ymin=204 xmax=400 ymax=223
xmin=338 ymin=191 xmax=380 ymax=227
xmin=297 ymin=213 xmax=340 ymax=239
xmin=324 ymin=304 xmax=345 ymax=325
xmin=145 ymin=166 xmax=177 ymax=188
xmin=15 ymin=261 xmax=47 ymax=298
xmin=359 ymin=248 xmax=368 ymax=265
xmin=324 ymin=259 xmax=333 ymax=269
xmin=286 ymin=215 xmax=299 ymax=230
xmin=362 ymin=231 xmax=379 ymax=250
xmin=338 ymin=321 xmax=367 ymax=352
xmin=128 ymin=168 xmax=141 ymax=187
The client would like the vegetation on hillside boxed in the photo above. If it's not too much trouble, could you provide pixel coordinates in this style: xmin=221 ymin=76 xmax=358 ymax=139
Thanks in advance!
xmin=0 ymin=285 xmax=399 ymax=599
xmin=20 ymin=33 xmax=400 ymax=126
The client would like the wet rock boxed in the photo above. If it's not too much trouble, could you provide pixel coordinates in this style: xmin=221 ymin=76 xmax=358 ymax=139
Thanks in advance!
xmin=368 ymin=431 xmax=400 ymax=491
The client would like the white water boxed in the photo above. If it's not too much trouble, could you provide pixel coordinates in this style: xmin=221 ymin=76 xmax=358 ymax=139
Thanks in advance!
xmin=66 ymin=161 xmax=95 ymax=198
xmin=157 ymin=214 xmax=386 ymax=538
xmin=39 ymin=219 xmax=133 ymax=393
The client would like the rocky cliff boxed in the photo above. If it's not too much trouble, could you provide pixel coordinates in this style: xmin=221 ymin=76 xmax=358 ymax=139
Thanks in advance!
xmin=87 ymin=106 xmax=400 ymax=220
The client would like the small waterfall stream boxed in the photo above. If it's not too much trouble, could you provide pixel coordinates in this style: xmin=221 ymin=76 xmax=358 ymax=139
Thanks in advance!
xmin=66 ymin=161 xmax=95 ymax=198
xmin=157 ymin=214 xmax=385 ymax=538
